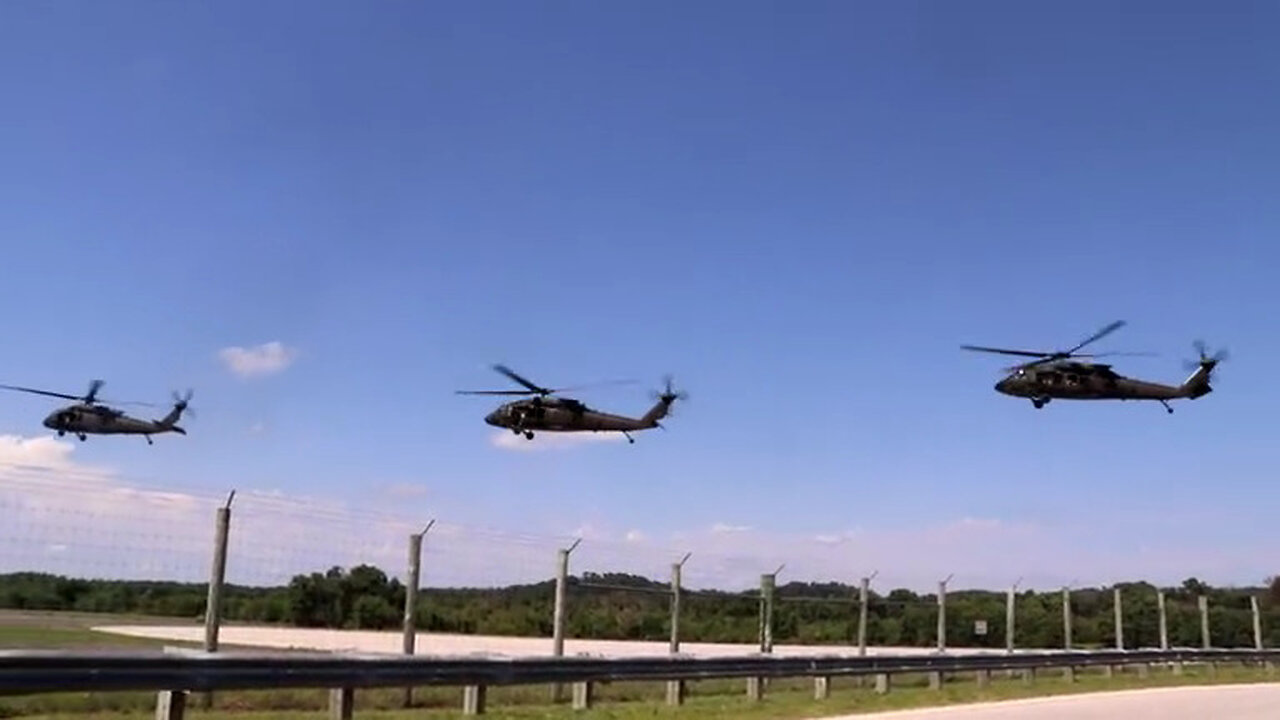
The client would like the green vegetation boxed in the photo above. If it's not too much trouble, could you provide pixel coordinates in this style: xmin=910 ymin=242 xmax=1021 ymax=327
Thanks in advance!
xmin=3 ymin=568 xmax=1279 ymax=649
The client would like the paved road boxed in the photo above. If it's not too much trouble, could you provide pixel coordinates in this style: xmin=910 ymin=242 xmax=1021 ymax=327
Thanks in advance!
xmin=830 ymin=683 xmax=1280 ymax=719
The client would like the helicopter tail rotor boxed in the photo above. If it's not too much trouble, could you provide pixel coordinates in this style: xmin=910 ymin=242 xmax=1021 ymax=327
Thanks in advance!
xmin=1180 ymin=341 xmax=1227 ymax=399
xmin=163 ymin=389 xmax=196 ymax=423
xmin=1183 ymin=340 xmax=1229 ymax=372
xmin=649 ymin=375 xmax=689 ymax=414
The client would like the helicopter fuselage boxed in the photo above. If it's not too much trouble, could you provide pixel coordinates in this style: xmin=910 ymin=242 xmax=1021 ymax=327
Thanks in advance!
xmin=43 ymin=403 xmax=186 ymax=441
xmin=486 ymin=398 xmax=658 ymax=433
xmin=994 ymin=360 xmax=1213 ymax=410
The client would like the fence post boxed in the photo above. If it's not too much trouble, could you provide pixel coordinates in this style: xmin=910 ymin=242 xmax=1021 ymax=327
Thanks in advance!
xmin=551 ymin=538 xmax=582 ymax=703
xmin=666 ymin=552 xmax=691 ymax=706
xmin=402 ymin=520 xmax=434 ymax=708
xmin=201 ymin=490 xmax=234 ymax=709
xmin=1061 ymin=586 xmax=1074 ymax=682
xmin=759 ymin=571 xmax=777 ymax=653
xmin=1199 ymin=595 xmax=1211 ymax=649
xmin=1252 ymin=595 xmax=1264 ymax=650
xmin=748 ymin=567 xmax=780 ymax=701
xmin=930 ymin=574 xmax=951 ymax=690
xmin=1061 ymin=586 xmax=1073 ymax=650
xmin=858 ymin=574 xmax=873 ymax=656
xmin=1114 ymin=587 xmax=1124 ymax=650
xmin=1158 ymin=589 xmax=1169 ymax=650
xmin=1006 ymin=581 xmax=1018 ymax=654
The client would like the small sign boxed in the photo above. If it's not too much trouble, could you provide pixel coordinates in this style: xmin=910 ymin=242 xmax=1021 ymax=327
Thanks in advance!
xmin=974 ymin=620 xmax=988 ymax=636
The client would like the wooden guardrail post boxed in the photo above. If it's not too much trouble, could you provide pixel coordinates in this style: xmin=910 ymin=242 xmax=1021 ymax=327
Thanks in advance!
xmin=155 ymin=690 xmax=187 ymax=720
xmin=572 ymin=680 xmax=594 ymax=710
xmin=462 ymin=685 xmax=486 ymax=715
xmin=328 ymin=687 xmax=353 ymax=720
xmin=814 ymin=675 xmax=830 ymax=699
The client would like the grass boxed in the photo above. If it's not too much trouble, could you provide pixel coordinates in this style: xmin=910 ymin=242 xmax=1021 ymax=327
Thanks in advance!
xmin=1 ymin=611 xmax=1277 ymax=719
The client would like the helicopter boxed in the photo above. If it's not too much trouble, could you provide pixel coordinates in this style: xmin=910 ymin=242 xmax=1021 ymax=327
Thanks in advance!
xmin=961 ymin=321 xmax=1226 ymax=414
xmin=0 ymin=379 xmax=194 ymax=444
xmin=456 ymin=364 xmax=686 ymax=443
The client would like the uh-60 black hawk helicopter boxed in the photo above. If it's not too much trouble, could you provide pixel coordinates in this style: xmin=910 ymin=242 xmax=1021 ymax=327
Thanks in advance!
xmin=456 ymin=364 xmax=686 ymax=443
xmin=962 ymin=321 xmax=1226 ymax=414
xmin=0 ymin=379 xmax=194 ymax=444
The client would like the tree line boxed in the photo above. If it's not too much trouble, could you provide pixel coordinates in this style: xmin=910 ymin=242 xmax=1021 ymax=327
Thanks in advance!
xmin=3 ymin=567 xmax=1279 ymax=649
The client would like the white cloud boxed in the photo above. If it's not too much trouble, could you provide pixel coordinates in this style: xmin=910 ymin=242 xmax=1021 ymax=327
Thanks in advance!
xmin=489 ymin=430 xmax=627 ymax=452
xmin=624 ymin=530 xmax=645 ymax=543
xmin=710 ymin=522 xmax=751 ymax=534
xmin=0 ymin=434 xmax=101 ymax=473
xmin=218 ymin=341 xmax=297 ymax=378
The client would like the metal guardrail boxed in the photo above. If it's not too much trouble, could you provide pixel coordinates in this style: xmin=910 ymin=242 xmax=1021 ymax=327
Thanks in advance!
xmin=0 ymin=647 xmax=1276 ymax=694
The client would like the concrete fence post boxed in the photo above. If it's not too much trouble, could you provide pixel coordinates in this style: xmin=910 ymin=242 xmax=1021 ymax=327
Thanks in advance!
xmin=201 ymin=491 xmax=234 ymax=709
xmin=666 ymin=553 xmax=691 ymax=706
xmin=401 ymin=520 xmax=433 ymax=708
xmin=550 ymin=538 xmax=581 ymax=703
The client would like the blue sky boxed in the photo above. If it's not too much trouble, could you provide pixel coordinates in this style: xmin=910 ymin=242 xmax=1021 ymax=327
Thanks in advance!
xmin=1 ymin=1 xmax=1278 ymax=590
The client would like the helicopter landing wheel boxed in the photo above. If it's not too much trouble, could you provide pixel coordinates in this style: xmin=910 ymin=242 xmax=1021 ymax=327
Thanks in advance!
xmin=77 ymin=434 xmax=86 ymax=442
xmin=56 ymin=430 xmax=65 ymax=437
xmin=524 ymin=430 xmax=534 ymax=440
xmin=1160 ymin=399 xmax=1174 ymax=414
xmin=1031 ymin=397 xmax=1049 ymax=409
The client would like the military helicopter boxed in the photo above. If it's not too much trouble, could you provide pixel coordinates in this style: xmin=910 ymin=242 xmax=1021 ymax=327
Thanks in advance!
xmin=456 ymin=364 xmax=686 ymax=443
xmin=0 ymin=379 xmax=193 ymax=444
xmin=961 ymin=321 xmax=1226 ymax=413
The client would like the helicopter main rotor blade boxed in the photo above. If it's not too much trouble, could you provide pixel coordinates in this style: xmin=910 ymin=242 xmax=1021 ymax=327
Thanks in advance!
xmin=960 ymin=345 xmax=1054 ymax=358
xmin=456 ymin=390 xmax=538 ymax=396
xmin=1091 ymin=351 xmax=1157 ymax=359
xmin=492 ymin=364 xmax=552 ymax=395
xmin=0 ymin=384 xmax=85 ymax=401
xmin=552 ymin=379 xmax=639 ymax=393
xmin=1065 ymin=320 xmax=1126 ymax=355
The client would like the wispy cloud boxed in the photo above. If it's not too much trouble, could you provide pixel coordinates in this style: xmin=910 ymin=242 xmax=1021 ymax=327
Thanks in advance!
xmin=0 ymin=438 xmax=1268 ymax=594
xmin=218 ymin=341 xmax=298 ymax=378
xmin=812 ymin=530 xmax=859 ymax=546
xmin=489 ymin=430 xmax=627 ymax=452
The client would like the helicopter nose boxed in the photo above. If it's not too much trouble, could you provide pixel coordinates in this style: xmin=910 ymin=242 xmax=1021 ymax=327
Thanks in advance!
xmin=42 ymin=414 xmax=56 ymax=429
xmin=994 ymin=378 xmax=1011 ymax=394
xmin=484 ymin=410 xmax=500 ymax=426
